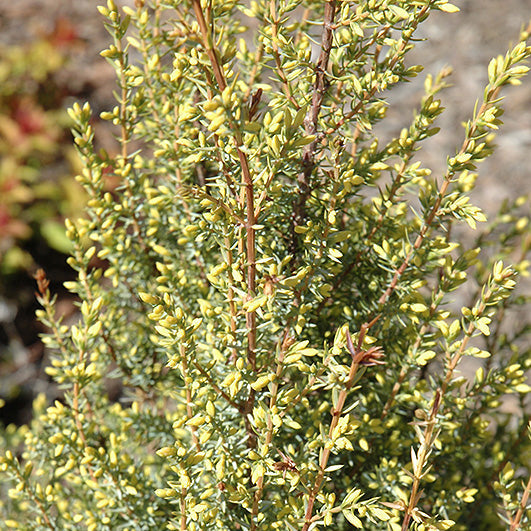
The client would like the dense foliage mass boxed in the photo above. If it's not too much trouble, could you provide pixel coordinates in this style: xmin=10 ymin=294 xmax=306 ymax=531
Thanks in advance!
xmin=1 ymin=1 xmax=530 ymax=529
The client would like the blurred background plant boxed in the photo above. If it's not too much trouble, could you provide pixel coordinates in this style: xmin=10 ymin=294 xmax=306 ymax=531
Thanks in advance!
xmin=0 ymin=31 xmax=80 ymax=272
xmin=0 ymin=19 xmax=86 ymax=426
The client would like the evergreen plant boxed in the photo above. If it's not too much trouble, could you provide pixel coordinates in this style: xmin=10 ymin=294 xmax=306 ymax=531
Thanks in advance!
xmin=1 ymin=1 xmax=530 ymax=529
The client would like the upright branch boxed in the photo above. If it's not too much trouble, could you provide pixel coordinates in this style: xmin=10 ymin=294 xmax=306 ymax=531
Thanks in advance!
xmin=191 ymin=0 xmax=226 ymax=92
xmin=190 ymin=0 xmax=258 ymax=433
xmin=401 ymin=264 xmax=518 ymax=526
xmin=509 ymin=471 xmax=531 ymax=531
xmin=35 ymin=269 xmax=97 ymax=484
xmin=401 ymin=390 xmax=442 ymax=531
xmin=301 ymin=0 xmax=337 ymax=172
xmin=301 ymin=324 xmax=384 ymax=531
xmin=111 ymin=17 xmax=146 ymax=247
xmin=250 ymin=330 xmax=293 ymax=529
xmin=292 ymin=0 xmax=337 ymax=249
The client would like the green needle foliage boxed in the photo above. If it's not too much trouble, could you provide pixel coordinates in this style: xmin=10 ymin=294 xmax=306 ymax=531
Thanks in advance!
xmin=1 ymin=1 xmax=530 ymax=529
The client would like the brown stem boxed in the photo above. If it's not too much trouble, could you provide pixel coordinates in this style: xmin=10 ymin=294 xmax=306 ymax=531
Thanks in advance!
xmin=180 ymin=487 xmax=187 ymax=530
xmin=302 ymin=1 xmax=337 ymax=147
xmin=115 ymin=25 xmax=146 ymax=249
xmin=11 ymin=463 xmax=55 ymax=529
xmin=401 ymin=390 xmax=441 ymax=531
xmin=240 ymin=141 xmax=258 ymax=422
xmin=181 ymin=344 xmax=201 ymax=452
xmin=349 ymin=80 xmax=505 ymax=421
xmin=324 ymin=6 xmax=428 ymax=138
xmin=191 ymin=0 xmax=226 ymax=91
xmin=315 ymin=22 xmax=452 ymax=317
xmin=250 ymin=330 xmax=292 ymax=529
xmin=401 ymin=277 xmax=503 ymax=526
xmin=191 ymin=0 xmax=258 ymax=441
xmin=292 ymin=0 xmax=337 ymax=252
xmin=303 ymin=361 xmax=361 ymax=531
xmin=301 ymin=326 xmax=372 ymax=530
xmin=35 ymin=271 xmax=98 ymax=483
xmin=509 ymin=469 xmax=531 ymax=530
xmin=192 ymin=359 xmax=244 ymax=413
xmin=375 ymin=81 xmax=502 ymax=318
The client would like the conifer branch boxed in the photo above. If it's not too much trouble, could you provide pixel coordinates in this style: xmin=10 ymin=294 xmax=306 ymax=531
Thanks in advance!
xmin=509 ymin=465 xmax=531 ymax=530
xmin=191 ymin=0 xmax=258 ymax=439
xmin=292 ymin=0 xmax=337 ymax=253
